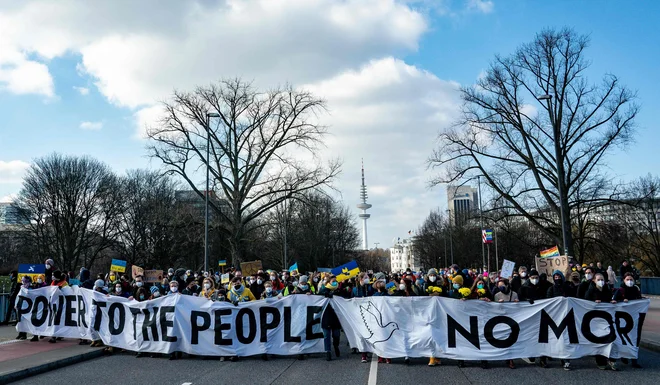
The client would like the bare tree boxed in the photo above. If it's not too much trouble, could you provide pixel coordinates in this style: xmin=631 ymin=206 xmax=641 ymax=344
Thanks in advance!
xmin=623 ymin=175 xmax=660 ymax=276
xmin=16 ymin=154 xmax=122 ymax=271
xmin=148 ymin=79 xmax=340 ymax=266
xmin=430 ymin=28 xmax=638 ymax=258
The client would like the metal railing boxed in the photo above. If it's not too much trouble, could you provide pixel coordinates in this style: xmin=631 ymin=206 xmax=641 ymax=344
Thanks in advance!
xmin=0 ymin=294 xmax=13 ymax=324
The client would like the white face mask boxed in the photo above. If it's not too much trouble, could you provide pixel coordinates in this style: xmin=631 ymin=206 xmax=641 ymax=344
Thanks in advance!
xmin=586 ymin=273 xmax=593 ymax=280
xmin=520 ymin=272 xmax=527 ymax=277
xmin=399 ymin=284 xmax=406 ymax=291
xmin=270 ymin=276 xmax=276 ymax=281
xmin=115 ymin=287 xmax=122 ymax=293
xmin=136 ymin=281 xmax=143 ymax=287
xmin=625 ymin=280 xmax=634 ymax=287
xmin=596 ymin=280 xmax=605 ymax=288
xmin=266 ymin=287 xmax=273 ymax=293
xmin=153 ymin=292 xmax=161 ymax=298
xmin=37 ymin=279 xmax=43 ymax=284
xmin=204 ymin=283 xmax=211 ymax=290
xmin=170 ymin=286 xmax=178 ymax=293
xmin=530 ymin=278 xmax=539 ymax=285
xmin=257 ymin=279 xmax=263 ymax=285
xmin=429 ymin=276 xmax=437 ymax=282
xmin=363 ymin=279 xmax=370 ymax=285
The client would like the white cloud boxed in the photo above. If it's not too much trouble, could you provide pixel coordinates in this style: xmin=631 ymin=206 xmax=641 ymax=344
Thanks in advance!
xmin=73 ymin=86 xmax=89 ymax=95
xmin=0 ymin=160 xmax=30 ymax=184
xmin=304 ymin=58 xmax=461 ymax=246
xmin=79 ymin=121 xmax=102 ymax=130
xmin=467 ymin=0 xmax=494 ymax=14
xmin=134 ymin=105 xmax=165 ymax=139
xmin=0 ymin=194 xmax=17 ymax=203
xmin=0 ymin=57 xmax=54 ymax=97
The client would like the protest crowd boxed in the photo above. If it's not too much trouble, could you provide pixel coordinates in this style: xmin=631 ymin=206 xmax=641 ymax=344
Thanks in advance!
xmin=4 ymin=257 xmax=646 ymax=371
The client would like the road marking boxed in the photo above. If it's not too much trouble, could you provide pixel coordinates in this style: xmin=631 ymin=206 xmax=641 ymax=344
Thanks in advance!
xmin=368 ymin=354 xmax=378 ymax=385
xmin=182 ymin=383 xmax=193 ymax=385
xmin=0 ymin=339 xmax=24 ymax=346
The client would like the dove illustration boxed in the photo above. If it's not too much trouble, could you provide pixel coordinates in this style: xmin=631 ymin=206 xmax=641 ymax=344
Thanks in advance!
xmin=359 ymin=302 xmax=399 ymax=344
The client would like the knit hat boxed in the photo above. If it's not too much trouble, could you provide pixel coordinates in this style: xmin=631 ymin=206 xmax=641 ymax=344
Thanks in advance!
xmin=452 ymin=275 xmax=464 ymax=286
xmin=94 ymin=279 xmax=104 ymax=288
xmin=374 ymin=272 xmax=386 ymax=281
xmin=529 ymin=269 xmax=540 ymax=278
xmin=427 ymin=268 xmax=438 ymax=275
xmin=299 ymin=275 xmax=309 ymax=283
xmin=45 ymin=258 xmax=54 ymax=266
xmin=570 ymin=271 xmax=580 ymax=280
xmin=150 ymin=286 xmax=159 ymax=294
xmin=52 ymin=270 xmax=64 ymax=281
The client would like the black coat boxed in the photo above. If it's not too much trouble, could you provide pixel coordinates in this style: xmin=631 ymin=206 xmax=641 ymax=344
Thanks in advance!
xmin=577 ymin=281 xmax=593 ymax=299
xmin=612 ymin=285 xmax=642 ymax=301
xmin=318 ymin=287 xmax=341 ymax=330
xmin=619 ymin=264 xmax=634 ymax=279
xmin=547 ymin=281 xmax=576 ymax=298
xmin=585 ymin=284 xmax=614 ymax=302
xmin=519 ymin=281 xmax=546 ymax=302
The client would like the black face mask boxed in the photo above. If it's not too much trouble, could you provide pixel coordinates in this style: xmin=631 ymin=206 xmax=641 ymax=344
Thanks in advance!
xmin=554 ymin=278 xmax=562 ymax=285
xmin=499 ymin=286 xmax=510 ymax=294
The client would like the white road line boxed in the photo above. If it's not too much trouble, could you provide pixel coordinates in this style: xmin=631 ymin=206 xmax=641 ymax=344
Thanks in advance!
xmin=368 ymin=354 xmax=378 ymax=385
xmin=181 ymin=382 xmax=193 ymax=385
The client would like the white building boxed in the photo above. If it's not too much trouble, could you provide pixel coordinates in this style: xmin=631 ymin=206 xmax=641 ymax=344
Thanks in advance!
xmin=389 ymin=238 xmax=420 ymax=273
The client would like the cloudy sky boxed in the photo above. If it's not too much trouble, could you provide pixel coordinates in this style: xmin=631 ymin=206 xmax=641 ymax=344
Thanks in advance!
xmin=1 ymin=0 xmax=659 ymax=249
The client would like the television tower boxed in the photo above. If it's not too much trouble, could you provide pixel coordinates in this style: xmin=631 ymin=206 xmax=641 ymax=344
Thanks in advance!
xmin=357 ymin=160 xmax=372 ymax=250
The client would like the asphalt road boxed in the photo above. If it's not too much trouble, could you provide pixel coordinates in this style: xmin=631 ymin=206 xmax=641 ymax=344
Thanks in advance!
xmin=15 ymin=335 xmax=660 ymax=385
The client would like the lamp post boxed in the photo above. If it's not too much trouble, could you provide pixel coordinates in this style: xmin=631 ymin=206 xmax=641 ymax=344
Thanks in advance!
xmin=205 ymin=112 xmax=220 ymax=273
xmin=538 ymin=94 xmax=571 ymax=257
xmin=478 ymin=175 xmax=485 ymax=271
xmin=446 ymin=209 xmax=454 ymax=265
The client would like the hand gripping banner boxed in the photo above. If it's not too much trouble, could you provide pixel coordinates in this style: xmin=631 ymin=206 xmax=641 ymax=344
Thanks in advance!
xmin=14 ymin=287 xmax=648 ymax=359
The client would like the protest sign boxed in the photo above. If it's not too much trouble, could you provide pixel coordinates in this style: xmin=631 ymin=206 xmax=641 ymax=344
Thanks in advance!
xmin=110 ymin=259 xmax=126 ymax=273
xmin=536 ymin=255 xmax=570 ymax=277
xmin=132 ymin=265 xmax=144 ymax=279
xmin=331 ymin=261 xmax=359 ymax=282
xmin=18 ymin=264 xmax=45 ymax=281
xmin=240 ymin=260 xmax=263 ymax=276
xmin=500 ymin=259 xmax=515 ymax=279
xmin=144 ymin=270 xmax=163 ymax=283
xmin=221 ymin=274 xmax=230 ymax=284
xmin=14 ymin=286 xmax=648 ymax=360
xmin=218 ymin=260 xmax=227 ymax=267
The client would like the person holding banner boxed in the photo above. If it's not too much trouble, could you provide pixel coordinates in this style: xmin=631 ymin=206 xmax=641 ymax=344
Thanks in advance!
xmin=318 ymin=275 xmax=342 ymax=361
xmin=44 ymin=258 xmax=55 ymax=285
xmin=469 ymin=276 xmax=492 ymax=301
xmin=577 ymin=267 xmax=595 ymax=299
xmin=613 ymin=273 xmax=644 ymax=369
xmin=585 ymin=273 xmax=619 ymax=370
xmin=228 ymin=277 xmax=256 ymax=304
xmin=424 ymin=269 xmax=447 ymax=298
xmin=546 ymin=270 xmax=574 ymax=371
xmin=199 ymin=277 xmax=218 ymax=301
xmin=493 ymin=278 xmax=518 ymax=303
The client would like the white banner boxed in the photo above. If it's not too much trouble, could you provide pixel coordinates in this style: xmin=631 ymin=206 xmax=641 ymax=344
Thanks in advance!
xmin=15 ymin=287 xmax=327 ymax=356
xmin=332 ymin=296 xmax=649 ymax=360
xmin=15 ymin=287 xmax=649 ymax=359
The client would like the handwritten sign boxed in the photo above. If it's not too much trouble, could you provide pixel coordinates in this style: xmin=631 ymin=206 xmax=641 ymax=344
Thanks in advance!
xmin=131 ymin=265 xmax=144 ymax=279
xmin=144 ymin=270 xmax=163 ymax=283
xmin=535 ymin=255 xmax=569 ymax=277
xmin=500 ymin=259 xmax=515 ymax=279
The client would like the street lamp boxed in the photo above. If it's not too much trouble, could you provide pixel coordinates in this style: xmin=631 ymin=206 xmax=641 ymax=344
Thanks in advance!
xmin=538 ymin=94 xmax=570 ymax=257
xmin=205 ymin=112 xmax=220 ymax=273
xmin=446 ymin=209 xmax=454 ymax=266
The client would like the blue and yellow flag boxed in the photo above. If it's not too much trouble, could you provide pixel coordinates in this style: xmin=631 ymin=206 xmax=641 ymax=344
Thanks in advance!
xmin=331 ymin=260 xmax=359 ymax=282
xmin=218 ymin=260 xmax=227 ymax=267
xmin=289 ymin=262 xmax=299 ymax=274
xmin=18 ymin=264 xmax=45 ymax=281
xmin=110 ymin=259 xmax=127 ymax=273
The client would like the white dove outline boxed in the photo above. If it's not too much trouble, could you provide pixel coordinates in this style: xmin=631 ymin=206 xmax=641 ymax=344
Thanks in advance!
xmin=359 ymin=301 xmax=399 ymax=344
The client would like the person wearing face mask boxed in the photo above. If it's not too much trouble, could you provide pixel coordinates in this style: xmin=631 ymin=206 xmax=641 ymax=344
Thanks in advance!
xmin=32 ymin=274 xmax=47 ymax=288
xmin=200 ymin=278 xmax=218 ymax=301
xmin=167 ymin=268 xmax=174 ymax=279
xmin=93 ymin=279 xmax=107 ymax=294
xmin=424 ymin=269 xmax=447 ymax=298
xmin=612 ymin=273 xmax=643 ymax=369
xmin=577 ymin=267 xmax=595 ymax=299
xmin=168 ymin=281 xmax=180 ymax=295
xmin=469 ymin=277 xmax=493 ymax=301
xmin=228 ymin=277 xmax=256 ymax=304
xmin=261 ymin=281 xmax=279 ymax=299
xmin=269 ymin=272 xmax=285 ymax=292
xmin=352 ymin=273 xmax=374 ymax=298
xmin=566 ymin=272 xmax=581 ymax=297
xmin=249 ymin=274 xmax=266 ymax=298
xmin=585 ymin=273 xmax=618 ymax=370
xmin=149 ymin=285 xmax=161 ymax=300
xmin=292 ymin=275 xmax=313 ymax=295
xmin=131 ymin=276 xmax=145 ymax=299
xmin=606 ymin=265 xmax=618 ymax=288
xmin=394 ymin=277 xmax=418 ymax=298
xmin=449 ymin=275 xmax=466 ymax=299
xmin=519 ymin=270 xmax=546 ymax=304
xmin=544 ymin=270 xmax=574 ymax=370
xmin=511 ymin=266 xmax=528 ymax=295
xmin=44 ymin=258 xmax=55 ymax=285
xmin=182 ymin=278 xmax=201 ymax=296
xmin=492 ymin=278 xmax=518 ymax=370
xmin=318 ymin=275 xmax=342 ymax=361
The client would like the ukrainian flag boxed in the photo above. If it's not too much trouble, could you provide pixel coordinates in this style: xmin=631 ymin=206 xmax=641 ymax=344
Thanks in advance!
xmin=110 ymin=259 xmax=127 ymax=273
xmin=289 ymin=262 xmax=299 ymax=274
xmin=331 ymin=260 xmax=359 ymax=282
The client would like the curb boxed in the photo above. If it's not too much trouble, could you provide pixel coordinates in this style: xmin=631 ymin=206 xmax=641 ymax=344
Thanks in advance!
xmin=0 ymin=348 xmax=104 ymax=385
xmin=641 ymin=340 xmax=660 ymax=354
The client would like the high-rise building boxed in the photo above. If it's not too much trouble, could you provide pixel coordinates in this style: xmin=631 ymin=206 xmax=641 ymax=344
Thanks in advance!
xmin=447 ymin=185 xmax=478 ymax=225
xmin=356 ymin=161 xmax=372 ymax=250
xmin=175 ymin=190 xmax=231 ymax=220
xmin=0 ymin=202 xmax=29 ymax=225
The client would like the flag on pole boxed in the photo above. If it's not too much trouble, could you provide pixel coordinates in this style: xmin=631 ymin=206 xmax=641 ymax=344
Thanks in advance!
xmin=482 ymin=229 xmax=493 ymax=244
xmin=288 ymin=262 xmax=299 ymax=274
xmin=218 ymin=260 xmax=227 ymax=267
xmin=539 ymin=246 xmax=560 ymax=258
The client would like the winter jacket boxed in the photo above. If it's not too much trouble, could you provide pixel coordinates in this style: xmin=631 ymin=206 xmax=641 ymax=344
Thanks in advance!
xmin=352 ymin=284 xmax=374 ymax=298
xmin=585 ymin=284 xmax=614 ymax=302
xmin=228 ymin=287 xmax=256 ymax=304
xmin=519 ymin=281 xmax=546 ymax=302
xmin=577 ymin=280 xmax=593 ymax=299
xmin=612 ymin=284 xmax=642 ymax=302
xmin=318 ymin=286 xmax=341 ymax=330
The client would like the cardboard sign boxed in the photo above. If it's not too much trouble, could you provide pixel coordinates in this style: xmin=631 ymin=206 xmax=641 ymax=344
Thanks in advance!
xmin=535 ymin=255 xmax=569 ymax=277
xmin=500 ymin=259 xmax=515 ymax=279
xmin=144 ymin=270 xmax=163 ymax=283
xmin=132 ymin=265 xmax=144 ymax=279
xmin=240 ymin=260 xmax=263 ymax=276
xmin=221 ymin=273 xmax=230 ymax=284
